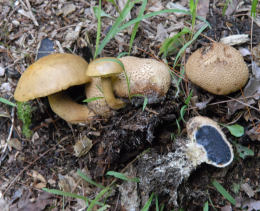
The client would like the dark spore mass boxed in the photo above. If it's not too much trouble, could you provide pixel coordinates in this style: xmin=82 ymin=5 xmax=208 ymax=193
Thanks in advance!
xmin=195 ymin=125 xmax=231 ymax=165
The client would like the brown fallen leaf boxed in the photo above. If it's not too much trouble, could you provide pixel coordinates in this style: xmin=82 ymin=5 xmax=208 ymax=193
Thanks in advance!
xmin=10 ymin=190 xmax=52 ymax=211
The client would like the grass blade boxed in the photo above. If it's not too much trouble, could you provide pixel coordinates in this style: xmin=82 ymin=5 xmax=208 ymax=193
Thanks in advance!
xmin=128 ymin=0 xmax=147 ymax=53
xmin=83 ymin=97 xmax=104 ymax=103
xmin=97 ymin=8 xmax=210 ymax=56
xmin=142 ymin=97 xmax=148 ymax=111
xmin=203 ymin=201 xmax=209 ymax=211
xmin=106 ymin=171 xmax=139 ymax=182
xmin=96 ymin=0 xmax=140 ymax=56
xmin=77 ymin=169 xmax=105 ymax=189
xmin=94 ymin=0 xmax=102 ymax=59
xmin=212 ymin=180 xmax=236 ymax=206
xmin=173 ymin=23 xmax=208 ymax=68
xmin=87 ymin=186 xmax=110 ymax=211
xmin=119 ymin=9 xmax=210 ymax=33
xmin=0 ymin=97 xmax=16 ymax=107
xmin=43 ymin=188 xmax=88 ymax=202
xmin=141 ymin=193 xmax=154 ymax=211
xmin=251 ymin=0 xmax=258 ymax=18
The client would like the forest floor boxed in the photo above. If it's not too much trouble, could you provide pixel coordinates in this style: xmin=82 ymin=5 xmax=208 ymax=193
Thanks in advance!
xmin=0 ymin=0 xmax=260 ymax=210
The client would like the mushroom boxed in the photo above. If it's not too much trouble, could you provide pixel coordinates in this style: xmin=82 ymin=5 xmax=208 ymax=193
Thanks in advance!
xmin=136 ymin=116 xmax=233 ymax=206
xmin=85 ymin=56 xmax=171 ymax=116
xmin=85 ymin=77 xmax=113 ymax=117
xmin=185 ymin=42 xmax=249 ymax=95
xmin=14 ymin=53 xmax=95 ymax=123
xmin=114 ymin=56 xmax=171 ymax=101
xmin=86 ymin=57 xmax=125 ymax=110
xmin=186 ymin=116 xmax=233 ymax=167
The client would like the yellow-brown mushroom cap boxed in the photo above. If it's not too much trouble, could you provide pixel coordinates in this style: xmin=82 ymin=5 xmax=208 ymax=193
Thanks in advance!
xmin=86 ymin=57 xmax=124 ymax=77
xmin=185 ymin=42 xmax=249 ymax=95
xmin=14 ymin=53 xmax=91 ymax=102
xmin=114 ymin=56 xmax=171 ymax=97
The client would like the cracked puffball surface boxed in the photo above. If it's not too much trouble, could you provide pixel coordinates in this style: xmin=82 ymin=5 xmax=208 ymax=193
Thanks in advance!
xmin=185 ymin=42 xmax=249 ymax=95
xmin=14 ymin=53 xmax=95 ymax=123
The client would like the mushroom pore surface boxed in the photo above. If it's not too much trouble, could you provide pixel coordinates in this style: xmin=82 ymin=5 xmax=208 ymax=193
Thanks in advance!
xmin=114 ymin=56 xmax=171 ymax=98
xmin=14 ymin=53 xmax=91 ymax=102
xmin=185 ymin=42 xmax=249 ymax=95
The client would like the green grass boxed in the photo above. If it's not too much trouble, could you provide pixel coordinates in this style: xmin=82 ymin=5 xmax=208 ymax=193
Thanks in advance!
xmin=128 ymin=0 xmax=147 ymax=53
xmin=222 ymin=0 xmax=232 ymax=16
xmin=43 ymin=169 xmax=140 ymax=210
xmin=212 ymin=180 xmax=236 ymax=206
xmin=251 ymin=0 xmax=258 ymax=17
xmin=0 ymin=97 xmax=17 ymax=107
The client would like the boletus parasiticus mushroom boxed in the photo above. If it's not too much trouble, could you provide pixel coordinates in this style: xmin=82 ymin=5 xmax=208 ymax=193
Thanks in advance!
xmin=86 ymin=57 xmax=126 ymax=110
xmin=14 ymin=53 xmax=95 ymax=123
xmin=85 ymin=56 xmax=171 ymax=116
xmin=185 ymin=42 xmax=249 ymax=95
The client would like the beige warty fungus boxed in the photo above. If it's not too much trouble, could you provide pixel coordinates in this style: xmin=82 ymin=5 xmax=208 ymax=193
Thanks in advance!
xmin=185 ymin=42 xmax=249 ymax=95
xmin=114 ymin=56 xmax=171 ymax=98
xmin=14 ymin=53 xmax=95 ymax=123
xmin=86 ymin=57 xmax=126 ymax=110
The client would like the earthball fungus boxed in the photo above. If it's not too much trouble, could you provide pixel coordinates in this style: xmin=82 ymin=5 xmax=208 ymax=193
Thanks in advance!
xmin=136 ymin=116 xmax=233 ymax=206
xmin=185 ymin=42 xmax=249 ymax=95
xmin=186 ymin=116 xmax=233 ymax=167
xmin=14 ymin=53 xmax=95 ymax=123
xmin=115 ymin=56 xmax=171 ymax=100
xmin=86 ymin=57 xmax=125 ymax=110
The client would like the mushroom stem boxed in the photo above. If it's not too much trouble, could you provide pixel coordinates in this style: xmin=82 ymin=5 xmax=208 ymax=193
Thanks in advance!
xmin=48 ymin=92 xmax=96 ymax=124
xmin=101 ymin=77 xmax=125 ymax=110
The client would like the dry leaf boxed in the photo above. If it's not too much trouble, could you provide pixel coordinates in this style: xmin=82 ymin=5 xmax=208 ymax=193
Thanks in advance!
xmin=8 ymin=138 xmax=22 ymax=151
xmin=241 ymin=183 xmax=255 ymax=198
xmin=73 ymin=136 xmax=93 ymax=157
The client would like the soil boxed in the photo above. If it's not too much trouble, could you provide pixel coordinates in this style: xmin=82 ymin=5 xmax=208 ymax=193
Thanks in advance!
xmin=0 ymin=0 xmax=260 ymax=210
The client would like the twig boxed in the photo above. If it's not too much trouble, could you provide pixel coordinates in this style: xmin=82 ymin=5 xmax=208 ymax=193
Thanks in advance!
xmin=0 ymin=108 xmax=15 ymax=167
xmin=25 ymin=0 xmax=39 ymax=26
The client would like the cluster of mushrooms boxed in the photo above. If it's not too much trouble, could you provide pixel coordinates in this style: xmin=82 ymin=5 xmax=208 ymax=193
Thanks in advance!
xmin=14 ymin=42 xmax=249 ymax=205
xmin=14 ymin=54 xmax=171 ymax=123
xmin=13 ymin=42 xmax=249 ymax=166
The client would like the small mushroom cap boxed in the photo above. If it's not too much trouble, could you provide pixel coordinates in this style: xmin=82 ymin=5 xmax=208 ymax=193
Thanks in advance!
xmin=14 ymin=53 xmax=91 ymax=102
xmin=48 ymin=92 xmax=95 ymax=124
xmin=113 ymin=56 xmax=171 ymax=97
xmin=85 ymin=78 xmax=113 ymax=117
xmin=185 ymin=42 xmax=249 ymax=95
xmin=186 ymin=116 xmax=234 ymax=167
xmin=86 ymin=57 xmax=124 ymax=77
